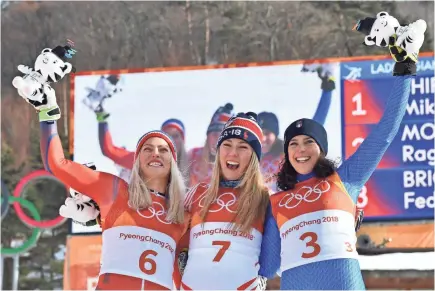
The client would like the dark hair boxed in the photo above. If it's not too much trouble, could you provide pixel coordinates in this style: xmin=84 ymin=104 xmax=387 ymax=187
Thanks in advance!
xmin=276 ymin=155 xmax=337 ymax=191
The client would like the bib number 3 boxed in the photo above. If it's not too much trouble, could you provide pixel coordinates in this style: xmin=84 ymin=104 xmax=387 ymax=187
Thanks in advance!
xmin=300 ymin=232 xmax=321 ymax=259
xmin=139 ymin=250 xmax=158 ymax=275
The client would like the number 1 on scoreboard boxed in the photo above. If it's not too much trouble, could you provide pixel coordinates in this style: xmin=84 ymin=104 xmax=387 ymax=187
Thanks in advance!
xmin=351 ymin=93 xmax=367 ymax=116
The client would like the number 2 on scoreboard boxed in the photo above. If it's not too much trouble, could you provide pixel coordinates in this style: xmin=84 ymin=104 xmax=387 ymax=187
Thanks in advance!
xmin=212 ymin=241 xmax=231 ymax=262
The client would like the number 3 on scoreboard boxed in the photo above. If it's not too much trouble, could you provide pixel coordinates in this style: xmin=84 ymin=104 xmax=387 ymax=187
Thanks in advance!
xmin=212 ymin=241 xmax=231 ymax=262
xmin=300 ymin=232 xmax=321 ymax=258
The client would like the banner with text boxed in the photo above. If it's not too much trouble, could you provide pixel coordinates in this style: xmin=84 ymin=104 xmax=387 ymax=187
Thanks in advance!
xmin=69 ymin=53 xmax=434 ymax=228
xmin=341 ymin=55 xmax=434 ymax=221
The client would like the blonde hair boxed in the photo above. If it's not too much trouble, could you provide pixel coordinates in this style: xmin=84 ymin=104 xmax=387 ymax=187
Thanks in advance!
xmin=199 ymin=151 xmax=269 ymax=233
xmin=128 ymin=155 xmax=186 ymax=224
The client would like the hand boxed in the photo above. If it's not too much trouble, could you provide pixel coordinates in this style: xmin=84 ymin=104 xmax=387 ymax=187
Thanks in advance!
xmin=388 ymin=36 xmax=418 ymax=76
xmin=177 ymin=248 xmax=189 ymax=276
xmin=317 ymin=67 xmax=336 ymax=92
xmin=12 ymin=76 xmax=61 ymax=121
xmin=354 ymin=209 xmax=364 ymax=232
xmin=95 ymin=104 xmax=110 ymax=122
xmin=36 ymin=85 xmax=61 ymax=122
xmin=256 ymin=276 xmax=267 ymax=291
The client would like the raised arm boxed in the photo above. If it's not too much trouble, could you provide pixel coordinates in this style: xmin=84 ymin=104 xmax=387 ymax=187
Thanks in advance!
xmin=258 ymin=203 xmax=281 ymax=279
xmin=311 ymin=68 xmax=335 ymax=125
xmin=340 ymin=14 xmax=427 ymax=201
xmin=337 ymin=75 xmax=412 ymax=201
xmin=41 ymin=120 xmax=120 ymax=207
xmin=312 ymin=89 xmax=332 ymax=126
xmin=98 ymin=120 xmax=134 ymax=169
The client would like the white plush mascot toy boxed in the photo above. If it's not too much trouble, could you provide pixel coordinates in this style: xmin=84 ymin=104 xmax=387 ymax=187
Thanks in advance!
xmin=301 ymin=62 xmax=335 ymax=79
xmin=15 ymin=44 xmax=78 ymax=122
xmin=83 ymin=74 xmax=123 ymax=116
xmin=354 ymin=11 xmax=426 ymax=62
xmin=59 ymin=162 xmax=101 ymax=227
xmin=12 ymin=45 xmax=76 ymax=104
xmin=92 ymin=74 xmax=123 ymax=100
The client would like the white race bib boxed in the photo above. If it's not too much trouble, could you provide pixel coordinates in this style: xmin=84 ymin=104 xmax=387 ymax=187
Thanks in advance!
xmin=182 ymin=222 xmax=262 ymax=290
xmin=279 ymin=209 xmax=358 ymax=273
xmin=100 ymin=226 xmax=176 ymax=289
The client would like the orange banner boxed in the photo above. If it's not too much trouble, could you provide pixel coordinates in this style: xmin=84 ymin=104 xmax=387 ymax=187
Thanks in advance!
xmin=63 ymin=235 xmax=102 ymax=290
xmin=358 ymin=221 xmax=434 ymax=249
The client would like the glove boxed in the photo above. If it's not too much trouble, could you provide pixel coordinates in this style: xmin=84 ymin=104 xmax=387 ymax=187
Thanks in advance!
xmin=36 ymin=86 xmax=61 ymax=122
xmin=256 ymin=276 xmax=267 ymax=291
xmin=388 ymin=36 xmax=416 ymax=76
xmin=317 ymin=67 xmax=336 ymax=91
xmin=83 ymin=86 xmax=110 ymax=121
xmin=388 ymin=19 xmax=426 ymax=76
xmin=354 ymin=208 xmax=364 ymax=232
xmin=12 ymin=73 xmax=61 ymax=121
xmin=177 ymin=248 xmax=188 ymax=276
xmin=95 ymin=104 xmax=110 ymax=122
xmin=20 ymin=82 xmax=61 ymax=122
xmin=83 ymin=215 xmax=101 ymax=227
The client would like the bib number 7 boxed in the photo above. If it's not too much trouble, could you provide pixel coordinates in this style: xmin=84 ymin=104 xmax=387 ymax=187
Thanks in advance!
xmin=300 ymin=232 xmax=321 ymax=258
xmin=212 ymin=241 xmax=231 ymax=262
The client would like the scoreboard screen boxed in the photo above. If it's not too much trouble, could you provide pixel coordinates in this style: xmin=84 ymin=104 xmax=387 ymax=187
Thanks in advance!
xmin=340 ymin=56 xmax=434 ymax=221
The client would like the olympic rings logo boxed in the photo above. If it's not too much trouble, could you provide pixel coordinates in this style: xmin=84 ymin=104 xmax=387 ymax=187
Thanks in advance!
xmin=1 ymin=196 xmax=41 ymax=256
xmin=197 ymin=192 xmax=238 ymax=213
xmin=278 ymin=180 xmax=331 ymax=209
xmin=1 ymin=179 xmax=10 ymax=220
xmin=1 ymin=169 xmax=69 ymax=256
xmin=136 ymin=201 xmax=171 ymax=225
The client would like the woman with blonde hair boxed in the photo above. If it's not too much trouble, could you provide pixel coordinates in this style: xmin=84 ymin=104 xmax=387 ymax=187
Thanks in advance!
xmin=25 ymin=87 xmax=188 ymax=290
xmin=181 ymin=112 xmax=270 ymax=290
xmin=95 ymin=105 xmax=190 ymax=184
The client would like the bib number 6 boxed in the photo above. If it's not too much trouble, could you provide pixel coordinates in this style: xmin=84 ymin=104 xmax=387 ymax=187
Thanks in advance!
xmin=139 ymin=250 xmax=158 ymax=275
xmin=300 ymin=232 xmax=321 ymax=259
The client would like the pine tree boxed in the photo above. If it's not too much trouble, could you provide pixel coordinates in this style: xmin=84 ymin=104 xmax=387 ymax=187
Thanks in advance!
xmin=1 ymin=142 xmax=27 ymax=290
xmin=1 ymin=127 xmax=71 ymax=290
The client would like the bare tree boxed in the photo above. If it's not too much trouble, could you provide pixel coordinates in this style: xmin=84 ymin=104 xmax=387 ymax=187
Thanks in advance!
xmin=1 ymin=1 xmax=433 ymax=162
